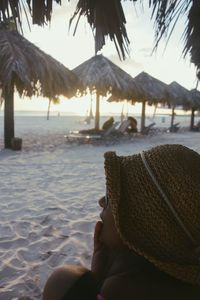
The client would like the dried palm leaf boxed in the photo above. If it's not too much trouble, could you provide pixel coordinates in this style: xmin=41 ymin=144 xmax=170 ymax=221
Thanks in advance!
xmin=73 ymin=54 xmax=139 ymax=100
xmin=133 ymin=71 xmax=168 ymax=104
xmin=183 ymin=0 xmax=200 ymax=78
xmin=70 ymin=0 xmax=130 ymax=60
xmin=1 ymin=0 xmax=200 ymax=81
xmin=0 ymin=0 xmax=61 ymax=31
xmin=0 ymin=29 xmax=80 ymax=98
xmin=167 ymin=81 xmax=191 ymax=106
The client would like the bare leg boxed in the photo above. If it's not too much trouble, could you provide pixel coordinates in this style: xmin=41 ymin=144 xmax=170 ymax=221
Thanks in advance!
xmin=42 ymin=265 xmax=89 ymax=300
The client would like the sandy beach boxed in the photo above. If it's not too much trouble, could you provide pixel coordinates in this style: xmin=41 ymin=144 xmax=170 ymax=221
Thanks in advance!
xmin=0 ymin=113 xmax=200 ymax=300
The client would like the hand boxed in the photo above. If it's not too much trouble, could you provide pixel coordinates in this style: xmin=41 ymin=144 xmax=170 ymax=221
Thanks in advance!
xmin=91 ymin=221 xmax=111 ymax=281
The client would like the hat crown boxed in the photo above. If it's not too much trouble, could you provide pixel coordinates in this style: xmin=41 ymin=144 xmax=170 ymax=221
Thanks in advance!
xmin=104 ymin=144 xmax=200 ymax=285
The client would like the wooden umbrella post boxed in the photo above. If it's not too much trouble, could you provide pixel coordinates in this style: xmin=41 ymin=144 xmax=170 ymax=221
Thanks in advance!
xmin=0 ymin=30 xmax=79 ymax=150
xmin=95 ymin=92 xmax=100 ymax=131
xmin=47 ymin=99 xmax=51 ymax=120
xmin=4 ymin=84 xmax=14 ymax=149
xmin=190 ymin=107 xmax=195 ymax=131
xmin=170 ymin=106 xmax=175 ymax=131
xmin=141 ymin=100 xmax=146 ymax=133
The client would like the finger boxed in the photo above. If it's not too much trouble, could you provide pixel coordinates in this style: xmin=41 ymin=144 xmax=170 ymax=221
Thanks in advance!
xmin=94 ymin=221 xmax=103 ymax=244
xmin=94 ymin=221 xmax=103 ymax=250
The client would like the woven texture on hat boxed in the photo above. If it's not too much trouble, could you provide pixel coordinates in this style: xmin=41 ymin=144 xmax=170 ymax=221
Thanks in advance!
xmin=104 ymin=151 xmax=121 ymax=235
xmin=143 ymin=144 xmax=200 ymax=249
xmin=104 ymin=144 xmax=200 ymax=286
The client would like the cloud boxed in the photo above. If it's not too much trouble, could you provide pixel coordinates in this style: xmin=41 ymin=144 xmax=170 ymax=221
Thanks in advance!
xmin=108 ymin=54 xmax=143 ymax=70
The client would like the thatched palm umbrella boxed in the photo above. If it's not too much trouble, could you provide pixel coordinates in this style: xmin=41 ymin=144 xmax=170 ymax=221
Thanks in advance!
xmin=185 ymin=89 xmax=200 ymax=130
xmin=69 ymin=1 xmax=200 ymax=80
xmin=166 ymin=81 xmax=191 ymax=130
xmin=0 ymin=1 xmax=200 ymax=80
xmin=133 ymin=72 xmax=168 ymax=132
xmin=73 ymin=54 xmax=139 ymax=130
xmin=0 ymin=29 xmax=79 ymax=149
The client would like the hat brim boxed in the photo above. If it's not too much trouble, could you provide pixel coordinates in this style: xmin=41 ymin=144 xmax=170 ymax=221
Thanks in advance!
xmin=104 ymin=148 xmax=200 ymax=286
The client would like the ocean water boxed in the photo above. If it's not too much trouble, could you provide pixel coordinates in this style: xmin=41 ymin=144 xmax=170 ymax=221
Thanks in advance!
xmin=0 ymin=110 xmax=195 ymax=134
xmin=0 ymin=110 xmax=198 ymax=152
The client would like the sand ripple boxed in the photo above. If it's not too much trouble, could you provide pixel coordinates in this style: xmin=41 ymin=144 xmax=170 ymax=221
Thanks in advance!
xmin=0 ymin=116 xmax=199 ymax=299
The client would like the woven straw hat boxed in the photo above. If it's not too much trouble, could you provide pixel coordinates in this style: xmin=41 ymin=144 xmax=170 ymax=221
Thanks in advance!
xmin=104 ymin=144 xmax=200 ymax=285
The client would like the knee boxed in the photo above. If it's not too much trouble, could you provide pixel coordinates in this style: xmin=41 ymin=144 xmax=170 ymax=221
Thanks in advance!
xmin=42 ymin=265 xmax=89 ymax=300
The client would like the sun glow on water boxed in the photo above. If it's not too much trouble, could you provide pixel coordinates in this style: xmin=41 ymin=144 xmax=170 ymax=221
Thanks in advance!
xmin=14 ymin=94 xmax=142 ymax=116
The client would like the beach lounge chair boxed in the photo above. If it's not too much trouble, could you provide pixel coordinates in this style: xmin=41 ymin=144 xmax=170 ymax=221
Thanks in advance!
xmin=116 ymin=119 xmax=131 ymax=134
xmin=65 ymin=120 xmax=131 ymax=144
xmin=65 ymin=121 xmax=120 ymax=143
xmin=142 ymin=122 xmax=156 ymax=134
xmin=191 ymin=124 xmax=200 ymax=132
xmin=102 ymin=121 xmax=121 ymax=136
xmin=168 ymin=122 xmax=180 ymax=133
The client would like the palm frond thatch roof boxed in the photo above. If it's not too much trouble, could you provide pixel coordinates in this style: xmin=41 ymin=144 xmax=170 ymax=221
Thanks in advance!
xmin=70 ymin=0 xmax=200 ymax=81
xmin=181 ymin=88 xmax=200 ymax=131
xmin=0 ymin=0 xmax=130 ymax=60
xmin=108 ymin=71 xmax=169 ymax=132
xmin=133 ymin=71 xmax=168 ymax=103
xmin=1 ymin=1 xmax=200 ymax=81
xmin=0 ymin=29 xmax=79 ymax=98
xmin=73 ymin=54 xmax=139 ymax=100
xmin=167 ymin=81 xmax=191 ymax=106
xmin=188 ymin=89 xmax=200 ymax=109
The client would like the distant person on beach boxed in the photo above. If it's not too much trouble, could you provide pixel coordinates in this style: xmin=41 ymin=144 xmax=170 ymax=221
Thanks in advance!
xmin=126 ymin=116 xmax=138 ymax=133
xmin=43 ymin=144 xmax=200 ymax=300
xmin=102 ymin=117 xmax=114 ymax=131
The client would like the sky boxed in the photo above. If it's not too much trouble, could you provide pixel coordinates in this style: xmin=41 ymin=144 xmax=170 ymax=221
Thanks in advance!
xmin=12 ymin=1 xmax=198 ymax=116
